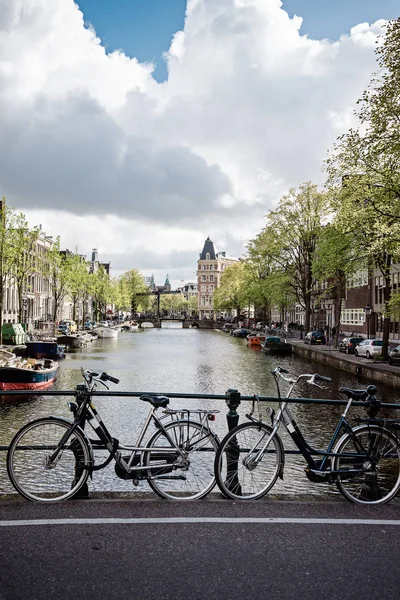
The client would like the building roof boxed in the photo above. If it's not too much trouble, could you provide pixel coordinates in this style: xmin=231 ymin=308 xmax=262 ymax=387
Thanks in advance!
xmin=199 ymin=237 xmax=218 ymax=260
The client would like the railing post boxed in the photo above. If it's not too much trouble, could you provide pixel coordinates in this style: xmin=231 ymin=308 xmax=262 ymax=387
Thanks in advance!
xmin=70 ymin=385 xmax=90 ymax=499
xmin=225 ymin=388 xmax=241 ymax=431
xmin=224 ymin=388 xmax=242 ymax=495
xmin=365 ymin=385 xmax=380 ymax=418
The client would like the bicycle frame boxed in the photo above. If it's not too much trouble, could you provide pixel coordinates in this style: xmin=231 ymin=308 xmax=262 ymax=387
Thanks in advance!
xmin=50 ymin=382 xmax=217 ymax=479
xmin=248 ymin=370 xmax=372 ymax=479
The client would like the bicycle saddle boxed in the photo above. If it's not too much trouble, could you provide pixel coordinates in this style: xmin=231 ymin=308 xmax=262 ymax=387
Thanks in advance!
xmin=339 ymin=387 xmax=368 ymax=400
xmin=140 ymin=395 xmax=170 ymax=408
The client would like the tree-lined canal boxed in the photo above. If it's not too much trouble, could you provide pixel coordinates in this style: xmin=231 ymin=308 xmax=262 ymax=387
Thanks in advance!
xmin=1 ymin=326 xmax=400 ymax=499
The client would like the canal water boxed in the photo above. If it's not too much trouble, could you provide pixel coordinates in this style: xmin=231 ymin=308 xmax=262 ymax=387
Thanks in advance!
xmin=1 ymin=326 xmax=400 ymax=498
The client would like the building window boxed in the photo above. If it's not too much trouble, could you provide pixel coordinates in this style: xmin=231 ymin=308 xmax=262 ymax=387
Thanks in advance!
xmin=347 ymin=269 xmax=368 ymax=289
xmin=201 ymin=275 xmax=206 ymax=282
xmin=206 ymin=253 xmax=210 ymax=260
xmin=209 ymin=275 xmax=214 ymax=282
xmin=340 ymin=308 xmax=365 ymax=326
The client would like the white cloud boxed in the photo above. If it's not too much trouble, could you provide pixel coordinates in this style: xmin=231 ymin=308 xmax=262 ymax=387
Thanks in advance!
xmin=0 ymin=0 xmax=388 ymax=287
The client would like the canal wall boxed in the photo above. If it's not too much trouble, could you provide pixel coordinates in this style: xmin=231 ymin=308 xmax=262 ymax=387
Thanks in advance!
xmin=291 ymin=342 xmax=400 ymax=389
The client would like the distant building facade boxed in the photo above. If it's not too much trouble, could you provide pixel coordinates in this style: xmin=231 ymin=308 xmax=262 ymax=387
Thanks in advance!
xmin=197 ymin=237 xmax=239 ymax=320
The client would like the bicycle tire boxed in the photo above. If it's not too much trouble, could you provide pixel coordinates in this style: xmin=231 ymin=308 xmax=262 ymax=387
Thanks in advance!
xmin=214 ymin=422 xmax=283 ymax=500
xmin=332 ymin=424 xmax=400 ymax=505
xmin=7 ymin=417 xmax=91 ymax=502
xmin=145 ymin=420 xmax=219 ymax=500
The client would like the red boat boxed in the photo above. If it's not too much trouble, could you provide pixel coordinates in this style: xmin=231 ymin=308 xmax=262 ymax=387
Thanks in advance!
xmin=0 ymin=359 xmax=59 ymax=391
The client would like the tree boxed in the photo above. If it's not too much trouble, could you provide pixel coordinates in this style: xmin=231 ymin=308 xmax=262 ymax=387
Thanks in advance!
xmin=255 ymin=182 xmax=329 ymax=333
xmin=6 ymin=213 xmax=40 ymax=325
xmin=312 ymin=223 xmax=361 ymax=347
xmin=0 ymin=200 xmax=42 ymax=342
xmin=213 ymin=262 xmax=248 ymax=319
xmin=91 ymin=265 xmax=113 ymax=321
xmin=325 ymin=19 xmax=400 ymax=358
xmin=119 ymin=270 xmax=147 ymax=315
xmin=65 ymin=253 xmax=91 ymax=327
xmin=45 ymin=239 xmax=71 ymax=330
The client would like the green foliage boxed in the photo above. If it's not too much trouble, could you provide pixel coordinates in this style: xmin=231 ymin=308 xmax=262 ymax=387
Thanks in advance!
xmin=324 ymin=18 xmax=400 ymax=356
xmin=118 ymin=269 xmax=147 ymax=313
xmin=213 ymin=262 xmax=248 ymax=314
xmin=249 ymin=182 xmax=328 ymax=330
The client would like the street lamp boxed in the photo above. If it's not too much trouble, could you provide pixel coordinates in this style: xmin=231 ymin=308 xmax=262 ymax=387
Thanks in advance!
xmin=364 ymin=304 xmax=372 ymax=339
xmin=326 ymin=304 xmax=332 ymax=350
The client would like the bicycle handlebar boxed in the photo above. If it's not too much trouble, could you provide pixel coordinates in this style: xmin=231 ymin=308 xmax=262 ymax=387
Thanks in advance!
xmin=271 ymin=367 xmax=332 ymax=386
xmin=100 ymin=372 xmax=120 ymax=385
xmin=81 ymin=368 xmax=120 ymax=386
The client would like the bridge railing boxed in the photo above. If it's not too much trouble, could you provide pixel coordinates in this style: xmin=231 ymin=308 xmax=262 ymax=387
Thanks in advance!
xmin=1 ymin=386 xmax=399 ymax=453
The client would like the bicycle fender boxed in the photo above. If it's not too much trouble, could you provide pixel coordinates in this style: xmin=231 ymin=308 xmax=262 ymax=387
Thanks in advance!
xmin=275 ymin=432 xmax=285 ymax=479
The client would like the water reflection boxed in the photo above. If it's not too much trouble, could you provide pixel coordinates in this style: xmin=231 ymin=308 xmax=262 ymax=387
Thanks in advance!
xmin=1 ymin=328 xmax=400 ymax=497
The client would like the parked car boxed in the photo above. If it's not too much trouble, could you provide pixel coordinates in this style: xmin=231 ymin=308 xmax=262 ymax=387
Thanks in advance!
xmin=84 ymin=320 xmax=95 ymax=330
xmin=231 ymin=328 xmax=252 ymax=338
xmin=338 ymin=337 xmax=364 ymax=354
xmin=389 ymin=345 xmax=400 ymax=366
xmin=354 ymin=339 xmax=383 ymax=359
xmin=222 ymin=323 xmax=236 ymax=333
xmin=63 ymin=319 xmax=77 ymax=333
xmin=304 ymin=331 xmax=326 ymax=345
xmin=57 ymin=322 xmax=71 ymax=335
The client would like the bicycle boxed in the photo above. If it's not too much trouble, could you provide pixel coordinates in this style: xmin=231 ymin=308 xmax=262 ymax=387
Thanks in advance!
xmin=214 ymin=367 xmax=400 ymax=505
xmin=7 ymin=369 xmax=220 ymax=502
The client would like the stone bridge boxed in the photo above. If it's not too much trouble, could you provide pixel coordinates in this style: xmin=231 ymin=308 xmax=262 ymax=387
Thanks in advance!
xmin=136 ymin=318 xmax=220 ymax=329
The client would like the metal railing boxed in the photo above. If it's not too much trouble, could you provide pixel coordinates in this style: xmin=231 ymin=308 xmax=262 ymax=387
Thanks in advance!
xmin=1 ymin=386 xmax=400 ymax=453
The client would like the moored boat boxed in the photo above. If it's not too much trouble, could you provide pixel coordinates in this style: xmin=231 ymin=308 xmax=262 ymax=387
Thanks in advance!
xmin=92 ymin=326 xmax=119 ymax=338
xmin=14 ymin=341 xmax=65 ymax=360
xmin=262 ymin=336 xmax=292 ymax=355
xmin=247 ymin=334 xmax=266 ymax=348
xmin=56 ymin=333 xmax=90 ymax=348
xmin=140 ymin=322 xmax=154 ymax=329
xmin=0 ymin=358 xmax=59 ymax=390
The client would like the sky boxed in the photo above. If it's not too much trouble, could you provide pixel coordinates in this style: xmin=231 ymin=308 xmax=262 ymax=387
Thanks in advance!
xmin=0 ymin=0 xmax=399 ymax=289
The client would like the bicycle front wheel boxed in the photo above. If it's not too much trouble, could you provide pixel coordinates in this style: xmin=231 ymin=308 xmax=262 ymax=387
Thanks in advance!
xmin=214 ymin=422 xmax=283 ymax=500
xmin=145 ymin=420 xmax=219 ymax=500
xmin=7 ymin=418 xmax=91 ymax=502
xmin=332 ymin=425 xmax=400 ymax=505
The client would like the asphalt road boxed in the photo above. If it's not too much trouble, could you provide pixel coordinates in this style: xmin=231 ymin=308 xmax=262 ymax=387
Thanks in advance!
xmin=1 ymin=497 xmax=399 ymax=600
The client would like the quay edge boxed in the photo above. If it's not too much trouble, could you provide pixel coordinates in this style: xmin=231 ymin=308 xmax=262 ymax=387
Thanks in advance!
xmin=290 ymin=341 xmax=400 ymax=389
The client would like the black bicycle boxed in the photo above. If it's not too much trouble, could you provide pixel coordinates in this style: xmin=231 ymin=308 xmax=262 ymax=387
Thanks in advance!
xmin=7 ymin=369 xmax=220 ymax=502
xmin=215 ymin=367 xmax=400 ymax=505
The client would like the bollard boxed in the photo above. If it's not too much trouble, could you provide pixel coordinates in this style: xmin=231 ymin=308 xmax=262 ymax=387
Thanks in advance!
xmin=224 ymin=388 xmax=242 ymax=496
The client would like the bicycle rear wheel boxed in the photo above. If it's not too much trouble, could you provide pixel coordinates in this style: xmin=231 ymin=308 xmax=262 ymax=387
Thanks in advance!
xmin=332 ymin=424 xmax=400 ymax=505
xmin=214 ymin=422 xmax=283 ymax=500
xmin=145 ymin=420 xmax=219 ymax=500
xmin=7 ymin=417 xmax=91 ymax=502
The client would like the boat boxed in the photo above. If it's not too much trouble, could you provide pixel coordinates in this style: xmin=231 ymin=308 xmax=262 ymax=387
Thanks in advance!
xmin=0 ymin=358 xmax=59 ymax=390
xmin=140 ymin=322 xmax=154 ymax=329
xmin=92 ymin=326 xmax=119 ymax=338
xmin=57 ymin=333 xmax=88 ymax=349
xmin=120 ymin=321 xmax=139 ymax=332
xmin=14 ymin=341 xmax=65 ymax=360
xmin=246 ymin=333 xmax=266 ymax=348
xmin=262 ymin=336 xmax=292 ymax=355
xmin=0 ymin=349 xmax=19 ymax=364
